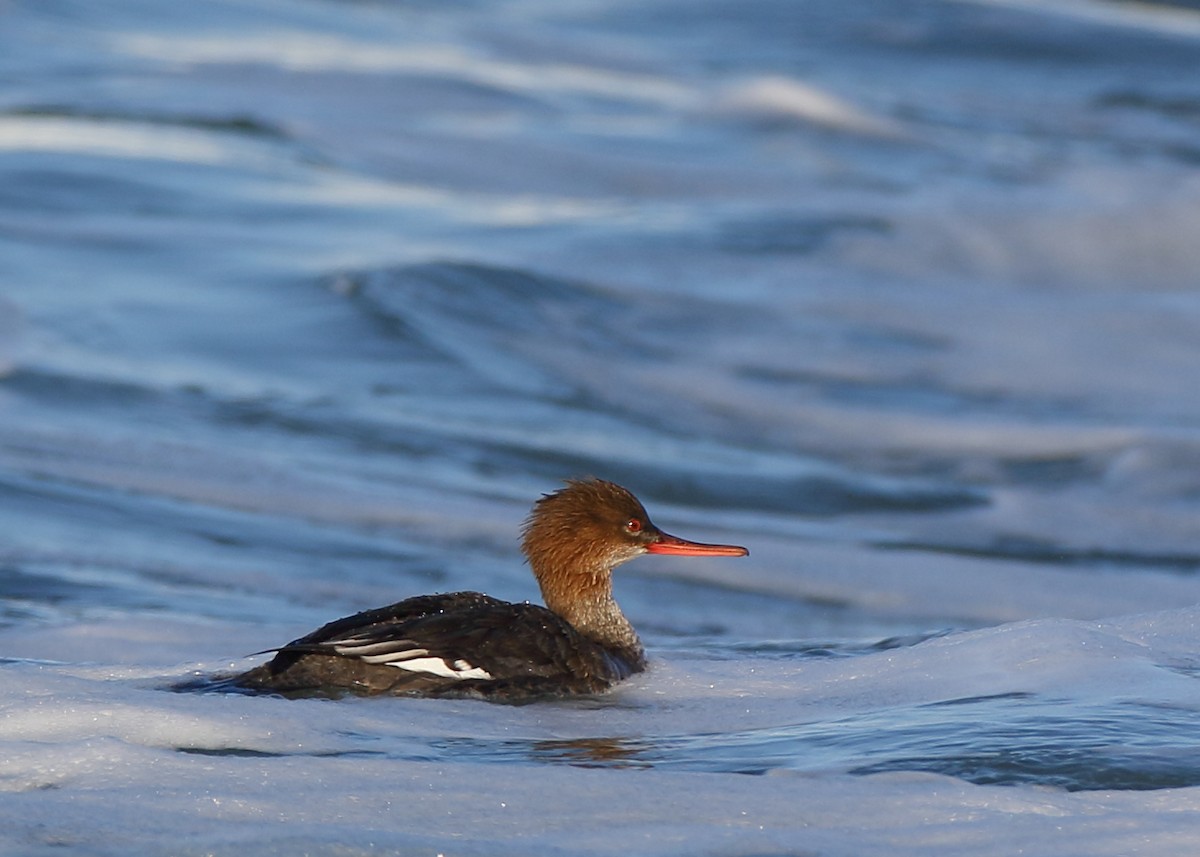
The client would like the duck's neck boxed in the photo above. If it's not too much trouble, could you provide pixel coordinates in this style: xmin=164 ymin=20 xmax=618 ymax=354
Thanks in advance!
xmin=535 ymin=563 xmax=644 ymax=664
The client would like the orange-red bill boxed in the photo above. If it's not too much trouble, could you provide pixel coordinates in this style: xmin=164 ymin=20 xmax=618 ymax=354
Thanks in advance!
xmin=646 ymin=532 xmax=749 ymax=557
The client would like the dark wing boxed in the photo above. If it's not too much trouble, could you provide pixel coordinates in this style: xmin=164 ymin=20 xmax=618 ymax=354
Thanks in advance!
xmin=279 ymin=592 xmax=505 ymax=649
xmin=244 ymin=594 xmax=633 ymax=698
xmin=284 ymin=603 xmax=589 ymax=682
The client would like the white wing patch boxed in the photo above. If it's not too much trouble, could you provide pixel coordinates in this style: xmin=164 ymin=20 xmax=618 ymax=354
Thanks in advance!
xmin=390 ymin=657 xmax=493 ymax=681
xmin=328 ymin=638 xmax=493 ymax=681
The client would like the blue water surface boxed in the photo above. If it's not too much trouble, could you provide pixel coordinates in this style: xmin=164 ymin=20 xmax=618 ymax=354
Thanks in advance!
xmin=3 ymin=0 xmax=1200 ymax=823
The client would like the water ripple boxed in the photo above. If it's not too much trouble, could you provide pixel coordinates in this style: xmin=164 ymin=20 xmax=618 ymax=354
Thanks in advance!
xmin=193 ymin=692 xmax=1200 ymax=792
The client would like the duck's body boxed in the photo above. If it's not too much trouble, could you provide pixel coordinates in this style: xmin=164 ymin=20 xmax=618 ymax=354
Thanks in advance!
xmin=233 ymin=479 xmax=746 ymax=701
xmin=233 ymin=591 xmax=644 ymax=698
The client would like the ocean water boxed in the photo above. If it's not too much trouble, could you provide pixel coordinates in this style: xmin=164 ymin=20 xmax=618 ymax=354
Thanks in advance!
xmin=3 ymin=0 xmax=1200 ymax=853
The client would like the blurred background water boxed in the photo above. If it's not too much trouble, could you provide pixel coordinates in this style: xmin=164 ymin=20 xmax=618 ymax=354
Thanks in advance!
xmin=3 ymin=1 xmax=1200 ymax=850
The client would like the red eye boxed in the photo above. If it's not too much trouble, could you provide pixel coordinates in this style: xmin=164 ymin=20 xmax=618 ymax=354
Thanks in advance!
xmin=625 ymin=518 xmax=643 ymax=533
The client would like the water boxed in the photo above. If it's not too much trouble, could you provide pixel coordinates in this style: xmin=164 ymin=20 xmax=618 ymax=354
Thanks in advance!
xmin=3 ymin=0 xmax=1200 ymax=853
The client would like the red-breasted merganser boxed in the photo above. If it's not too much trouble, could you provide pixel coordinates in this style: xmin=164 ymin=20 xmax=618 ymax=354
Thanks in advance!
xmin=233 ymin=479 xmax=748 ymax=700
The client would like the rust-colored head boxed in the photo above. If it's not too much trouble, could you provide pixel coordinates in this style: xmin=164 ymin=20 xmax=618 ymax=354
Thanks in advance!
xmin=521 ymin=479 xmax=748 ymax=586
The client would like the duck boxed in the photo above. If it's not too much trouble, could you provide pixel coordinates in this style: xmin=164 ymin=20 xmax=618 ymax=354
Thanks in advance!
xmin=233 ymin=478 xmax=748 ymax=701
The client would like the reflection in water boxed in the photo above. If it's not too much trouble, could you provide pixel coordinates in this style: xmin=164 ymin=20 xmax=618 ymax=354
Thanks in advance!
xmin=437 ymin=735 xmax=653 ymax=770
xmin=529 ymin=736 xmax=654 ymax=769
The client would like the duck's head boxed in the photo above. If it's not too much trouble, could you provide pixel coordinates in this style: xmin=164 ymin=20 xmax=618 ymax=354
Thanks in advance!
xmin=521 ymin=478 xmax=748 ymax=583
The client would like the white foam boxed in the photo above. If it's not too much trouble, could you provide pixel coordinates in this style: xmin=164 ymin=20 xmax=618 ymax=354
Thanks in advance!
xmin=2 ymin=608 xmax=1199 ymax=854
xmin=0 ymin=116 xmax=269 ymax=166
xmin=715 ymin=76 xmax=908 ymax=138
